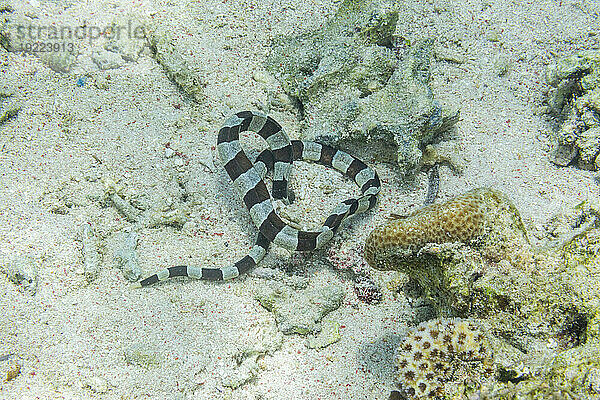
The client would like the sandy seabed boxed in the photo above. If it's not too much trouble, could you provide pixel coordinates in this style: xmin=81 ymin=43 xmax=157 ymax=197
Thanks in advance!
xmin=0 ymin=0 xmax=599 ymax=399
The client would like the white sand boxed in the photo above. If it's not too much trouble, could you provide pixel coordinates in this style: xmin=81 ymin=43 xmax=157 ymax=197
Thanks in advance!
xmin=1 ymin=0 xmax=599 ymax=399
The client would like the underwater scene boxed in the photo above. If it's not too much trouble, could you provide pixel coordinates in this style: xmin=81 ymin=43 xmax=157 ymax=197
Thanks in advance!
xmin=1 ymin=0 xmax=600 ymax=398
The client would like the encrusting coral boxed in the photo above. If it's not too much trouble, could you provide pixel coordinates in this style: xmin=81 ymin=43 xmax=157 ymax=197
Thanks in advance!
xmin=395 ymin=318 xmax=494 ymax=399
xmin=364 ymin=188 xmax=489 ymax=270
xmin=365 ymin=188 xmax=600 ymax=398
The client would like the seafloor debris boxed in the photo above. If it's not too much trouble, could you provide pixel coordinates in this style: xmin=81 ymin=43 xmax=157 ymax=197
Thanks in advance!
xmin=545 ymin=50 xmax=600 ymax=169
xmin=4 ymin=362 xmax=20 ymax=382
xmin=255 ymin=281 xmax=345 ymax=335
xmin=124 ymin=342 xmax=163 ymax=369
xmin=91 ymin=48 xmax=125 ymax=70
xmin=221 ymin=354 xmax=260 ymax=389
xmin=81 ymin=223 xmax=101 ymax=282
xmin=104 ymin=179 xmax=141 ymax=222
xmin=145 ymin=21 xmax=204 ymax=102
xmin=419 ymin=140 xmax=465 ymax=174
xmin=102 ymin=177 xmax=190 ymax=228
xmin=353 ymin=276 xmax=382 ymax=304
xmin=0 ymin=255 xmax=38 ymax=293
xmin=306 ymin=320 xmax=341 ymax=349
xmin=84 ymin=375 xmax=109 ymax=394
xmin=0 ymin=353 xmax=20 ymax=384
xmin=99 ymin=176 xmax=193 ymax=282
xmin=220 ymin=317 xmax=283 ymax=388
xmin=265 ymin=0 xmax=458 ymax=175
xmin=1 ymin=9 xmax=78 ymax=72
xmin=0 ymin=92 xmax=19 ymax=124
xmin=395 ymin=318 xmax=494 ymax=399
xmin=327 ymin=241 xmax=371 ymax=276
xmin=104 ymin=12 xmax=147 ymax=62
xmin=0 ymin=2 xmax=13 ymax=51
xmin=113 ymin=230 xmax=141 ymax=282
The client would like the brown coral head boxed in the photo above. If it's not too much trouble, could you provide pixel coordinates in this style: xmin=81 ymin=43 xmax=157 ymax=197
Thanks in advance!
xmin=363 ymin=189 xmax=506 ymax=272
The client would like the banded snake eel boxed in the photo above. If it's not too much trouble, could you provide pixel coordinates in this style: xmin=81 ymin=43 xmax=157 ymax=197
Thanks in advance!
xmin=134 ymin=111 xmax=381 ymax=287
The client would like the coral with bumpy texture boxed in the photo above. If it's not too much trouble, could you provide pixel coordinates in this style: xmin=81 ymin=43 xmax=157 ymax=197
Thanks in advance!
xmin=395 ymin=318 xmax=494 ymax=399
xmin=363 ymin=187 xmax=530 ymax=317
xmin=365 ymin=188 xmax=488 ymax=270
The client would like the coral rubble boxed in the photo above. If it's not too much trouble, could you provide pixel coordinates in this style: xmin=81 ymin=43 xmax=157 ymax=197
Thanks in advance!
xmin=0 ymin=92 xmax=19 ymax=124
xmin=545 ymin=50 xmax=600 ymax=169
xmin=255 ymin=281 xmax=345 ymax=335
xmin=145 ymin=23 xmax=205 ymax=102
xmin=113 ymin=230 xmax=141 ymax=282
xmin=81 ymin=223 xmax=101 ymax=282
xmin=265 ymin=0 xmax=458 ymax=175
xmin=0 ymin=255 xmax=38 ymax=293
